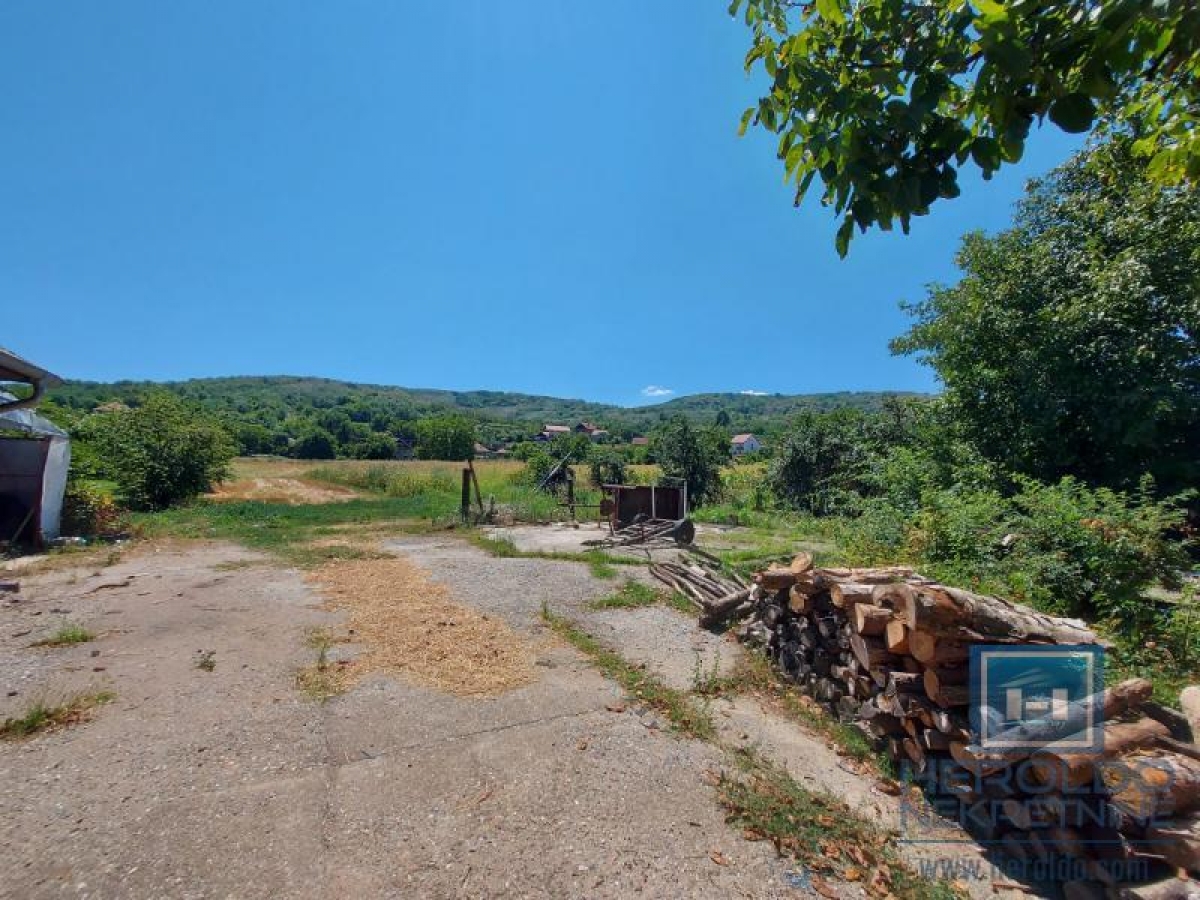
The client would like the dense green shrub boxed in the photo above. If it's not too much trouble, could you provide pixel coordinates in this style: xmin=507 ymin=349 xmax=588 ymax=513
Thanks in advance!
xmin=60 ymin=481 xmax=128 ymax=537
xmin=588 ymin=452 xmax=627 ymax=488
xmin=516 ymin=449 xmax=555 ymax=487
xmin=345 ymin=432 xmax=398 ymax=460
xmin=767 ymin=410 xmax=880 ymax=515
xmin=291 ymin=428 xmax=337 ymax=460
xmin=414 ymin=415 xmax=475 ymax=461
xmin=893 ymin=140 xmax=1200 ymax=496
xmin=651 ymin=416 xmax=727 ymax=506
xmin=845 ymin=476 xmax=1191 ymax=632
xmin=1000 ymin=477 xmax=1190 ymax=627
xmin=82 ymin=394 xmax=236 ymax=510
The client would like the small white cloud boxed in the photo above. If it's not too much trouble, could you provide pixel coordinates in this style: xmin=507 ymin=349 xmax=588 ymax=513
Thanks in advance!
xmin=641 ymin=385 xmax=674 ymax=398
xmin=740 ymin=389 xmax=768 ymax=396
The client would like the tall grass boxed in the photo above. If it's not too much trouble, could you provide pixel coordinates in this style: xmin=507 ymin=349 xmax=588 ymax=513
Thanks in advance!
xmin=306 ymin=460 xmax=605 ymax=524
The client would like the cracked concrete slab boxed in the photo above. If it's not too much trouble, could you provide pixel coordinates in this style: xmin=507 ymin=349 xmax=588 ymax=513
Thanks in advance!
xmin=0 ymin=539 xmax=812 ymax=899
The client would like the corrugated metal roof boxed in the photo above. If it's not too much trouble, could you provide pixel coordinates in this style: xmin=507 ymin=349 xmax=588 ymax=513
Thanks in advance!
xmin=0 ymin=348 xmax=62 ymax=387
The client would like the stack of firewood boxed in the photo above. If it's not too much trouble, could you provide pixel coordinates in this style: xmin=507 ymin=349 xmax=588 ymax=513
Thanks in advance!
xmin=738 ymin=555 xmax=1200 ymax=899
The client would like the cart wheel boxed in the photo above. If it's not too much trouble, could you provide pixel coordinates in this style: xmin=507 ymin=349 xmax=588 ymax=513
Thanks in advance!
xmin=672 ymin=518 xmax=695 ymax=545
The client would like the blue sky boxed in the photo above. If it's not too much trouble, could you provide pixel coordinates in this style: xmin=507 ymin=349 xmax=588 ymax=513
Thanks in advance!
xmin=1 ymin=2 xmax=1080 ymax=407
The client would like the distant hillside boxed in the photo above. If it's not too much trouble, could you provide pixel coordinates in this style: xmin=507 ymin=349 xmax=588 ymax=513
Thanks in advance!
xmin=46 ymin=376 xmax=930 ymax=455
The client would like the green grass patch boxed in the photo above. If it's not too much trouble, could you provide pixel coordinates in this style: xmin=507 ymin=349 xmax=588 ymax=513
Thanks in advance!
xmin=32 ymin=623 xmax=95 ymax=647
xmin=589 ymin=580 xmax=661 ymax=610
xmin=305 ymin=460 xmax=603 ymax=524
xmin=135 ymin=497 xmax=439 ymax=567
xmin=541 ymin=604 xmax=715 ymax=741
xmin=718 ymin=749 xmax=958 ymax=900
xmin=0 ymin=692 xmax=115 ymax=740
xmin=587 ymin=555 xmax=618 ymax=579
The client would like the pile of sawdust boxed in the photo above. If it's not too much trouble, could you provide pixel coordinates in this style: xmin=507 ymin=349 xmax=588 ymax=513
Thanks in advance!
xmin=306 ymin=556 xmax=536 ymax=697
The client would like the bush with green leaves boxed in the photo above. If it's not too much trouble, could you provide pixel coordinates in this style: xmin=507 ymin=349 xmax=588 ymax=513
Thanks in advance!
xmin=413 ymin=415 xmax=476 ymax=461
xmin=60 ymin=481 xmax=128 ymax=537
xmin=344 ymin=432 xmax=397 ymax=460
xmin=651 ymin=416 xmax=728 ymax=506
xmin=588 ymin=452 xmax=627 ymax=488
xmin=291 ymin=428 xmax=337 ymax=460
xmin=846 ymin=476 xmax=1191 ymax=633
xmin=767 ymin=409 xmax=883 ymax=515
xmin=82 ymin=394 xmax=236 ymax=510
xmin=893 ymin=140 xmax=1200 ymax=496
xmin=999 ymin=477 xmax=1190 ymax=629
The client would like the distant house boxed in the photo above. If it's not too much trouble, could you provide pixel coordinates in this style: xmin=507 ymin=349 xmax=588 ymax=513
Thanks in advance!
xmin=630 ymin=436 xmax=649 ymax=447
xmin=474 ymin=442 xmax=502 ymax=460
xmin=574 ymin=422 xmax=609 ymax=442
xmin=730 ymin=433 xmax=761 ymax=456
xmin=535 ymin=424 xmax=572 ymax=442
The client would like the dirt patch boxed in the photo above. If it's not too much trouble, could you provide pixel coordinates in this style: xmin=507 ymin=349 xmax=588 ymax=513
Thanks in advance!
xmin=208 ymin=477 xmax=357 ymax=505
xmin=307 ymin=556 xmax=536 ymax=697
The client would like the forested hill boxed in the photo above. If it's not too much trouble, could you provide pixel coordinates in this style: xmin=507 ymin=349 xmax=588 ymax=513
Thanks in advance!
xmin=48 ymin=376 xmax=925 ymax=442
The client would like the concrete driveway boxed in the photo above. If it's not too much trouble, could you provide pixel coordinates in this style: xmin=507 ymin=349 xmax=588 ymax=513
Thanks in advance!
xmin=0 ymin=540 xmax=805 ymax=899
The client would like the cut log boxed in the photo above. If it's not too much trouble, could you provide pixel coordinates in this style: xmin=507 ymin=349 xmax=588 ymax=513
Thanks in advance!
xmin=885 ymin=671 xmax=922 ymax=694
xmin=789 ymin=552 xmax=814 ymax=575
xmin=831 ymin=582 xmax=877 ymax=610
xmin=849 ymin=632 xmax=894 ymax=669
xmin=968 ymin=678 xmax=1154 ymax=757
xmin=1180 ymin=687 xmax=1200 ymax=744
xmin=1107 ymin=753 xmax=1200 ymax=819
xmin=873 ymin=581 xmax=917 ymax=614
xmin=756 ymin=568 xmax=799 ymax=591
xmin=921 ymin=728 xmax=951 ymax=751
xmin=902 ymin=584 xmax=1103 ymax=645
xmin=884 ymin=619 xmax=910 ymax=654
xmin=922 ymin=668 xmax=971 ymax=707
xmin=787 ymin=585 xmax=813 ymax=615
xmin=950 ymin=740 xmax=1016 ymax=776
xmin=852 ymin=603 xmax=891 ymax=636
xmin=924 ymin=664 xmax=969 ymax=687
xmin=1034 ymin=718 xmax=1170 ymax=789
xmin=814 ymin=566 xmax=918 ymax=583
xmin=698 ymin=588 xmax=754 ymax=628
xmin=909 ymin=631 xmax=972 ymax=665
xmin=902 ymin=736 xmax=928 ymax=773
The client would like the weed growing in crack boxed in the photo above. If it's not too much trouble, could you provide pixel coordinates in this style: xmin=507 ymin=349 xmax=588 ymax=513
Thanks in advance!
xmin=690 ymin=650 xmax=723 ymax=696
xmin=296 ymin=628 xmax=346 ymax=701
xmin=32 ymin=623 xmax=94 ymax=647
xmin=0 ymin=692 xmax=115 ymax=740
xmin=717 ymin=749 xmax=959 ymax=900
xmin=540 ymin=605 xmax=715 ymax=742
